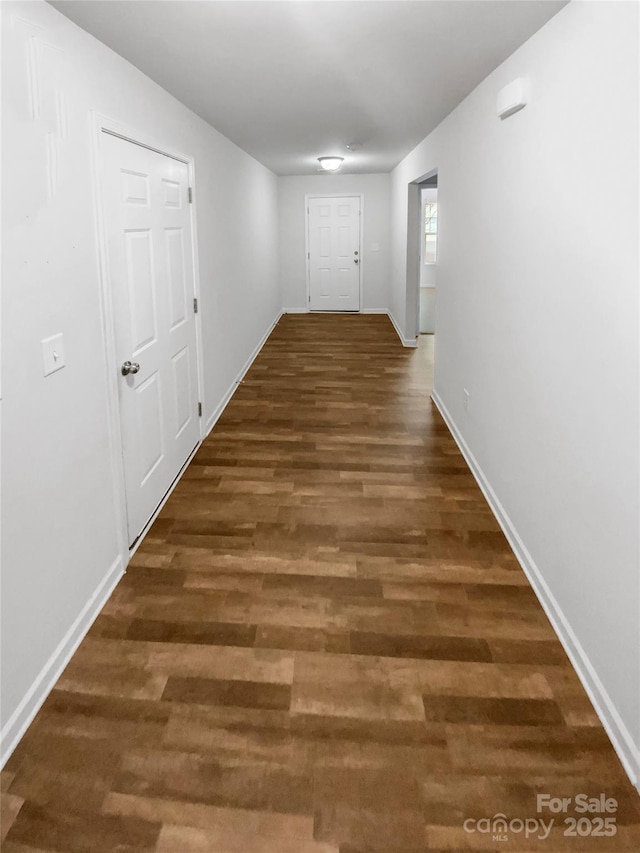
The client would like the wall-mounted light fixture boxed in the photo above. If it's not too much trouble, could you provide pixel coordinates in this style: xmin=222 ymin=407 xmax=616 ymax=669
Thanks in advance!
xmin=318 ymin=156 xmax=344 ymax=172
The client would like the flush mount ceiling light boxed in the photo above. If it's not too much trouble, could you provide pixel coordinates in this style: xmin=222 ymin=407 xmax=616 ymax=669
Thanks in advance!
xmin=318 ymin=156 xmax=344 ymax=172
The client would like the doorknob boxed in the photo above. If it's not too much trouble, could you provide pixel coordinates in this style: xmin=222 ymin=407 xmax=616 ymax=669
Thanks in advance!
xmin=121 ymin=360 xmax=140 ymax=376
xmin=354 ymin=259 xmax=359 ymax=264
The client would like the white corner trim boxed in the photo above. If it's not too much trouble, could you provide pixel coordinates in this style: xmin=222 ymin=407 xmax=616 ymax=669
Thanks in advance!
xmin=0 ymin=555 xmax=125 ymax=768
xmin=387 ymin=310 xmax=418 ymax=347
xmin=431 ymin=389 xmax=640 ymax=792
xmin=205 ymin=310 xmax=283 ymax=436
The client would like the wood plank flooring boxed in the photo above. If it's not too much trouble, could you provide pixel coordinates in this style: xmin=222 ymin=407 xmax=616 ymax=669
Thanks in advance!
xmin=3 ymin=313 xmax=639 ymax=851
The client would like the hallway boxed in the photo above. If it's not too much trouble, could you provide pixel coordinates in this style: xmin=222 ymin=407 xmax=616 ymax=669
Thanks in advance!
xmin=2 ymin=314 xmax=639 ymax=851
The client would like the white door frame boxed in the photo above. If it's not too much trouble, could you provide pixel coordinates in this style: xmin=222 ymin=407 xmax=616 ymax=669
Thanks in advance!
xmin=90 ymin=112 xmax=205 ymax=563
xmin=305 ymin=193 xmax=364 ymax=312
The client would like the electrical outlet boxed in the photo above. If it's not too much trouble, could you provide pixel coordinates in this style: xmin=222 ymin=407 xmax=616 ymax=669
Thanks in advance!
xmin=463 ymin=388 xmax=470 ymax=412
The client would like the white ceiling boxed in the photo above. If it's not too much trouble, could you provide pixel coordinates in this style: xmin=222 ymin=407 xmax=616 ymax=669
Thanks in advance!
xmin=50 ymin=0 xmax=566 ymax=175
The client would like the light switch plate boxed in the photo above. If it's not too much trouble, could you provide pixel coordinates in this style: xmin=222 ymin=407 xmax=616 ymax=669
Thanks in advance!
xmin=42 ymin=333 xmax=65 ymax=376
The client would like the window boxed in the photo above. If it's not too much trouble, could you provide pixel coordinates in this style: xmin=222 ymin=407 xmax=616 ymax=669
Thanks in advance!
xmin=424 ymin=202 xmax=438 ymax=264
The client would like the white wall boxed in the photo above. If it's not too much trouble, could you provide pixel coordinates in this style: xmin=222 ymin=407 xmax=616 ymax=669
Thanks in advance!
xmin=1 ymin=0 xmax=280 ymax=758
xmin=419 ymin=289 xmax=436 ymax=334
xmin=419 ymin=266 xmax=437 ymax=287
xmin=390 ymin=1 xmax=639 ymax=783
xmin=278 ymin=173 xmax=390 ymax=312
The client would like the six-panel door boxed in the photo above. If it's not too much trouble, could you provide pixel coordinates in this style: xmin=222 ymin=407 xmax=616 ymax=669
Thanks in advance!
xmin=308 ymin=196 xmax=360 ymax=311
xmin=102 ymin=133 xmax=200 ymax=545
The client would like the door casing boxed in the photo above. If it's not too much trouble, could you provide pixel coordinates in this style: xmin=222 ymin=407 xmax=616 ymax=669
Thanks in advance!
xmin=305 ymin=193 xmax=364 ymax=312
xmin=90 ymin=112 xmax=205 ymax=564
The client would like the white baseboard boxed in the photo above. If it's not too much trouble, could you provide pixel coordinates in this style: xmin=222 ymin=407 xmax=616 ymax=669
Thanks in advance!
xmin=431 ymin=389 xmax=640 ymax=792
xmin=387 ymin=310 xmax=418 ymax=347
xmin=284 ymin=308 xmax=391 ymax=317
xmin=205 ymin=310 xmax=283 ymax=436
xmin=0 ymin=555 xmax=125 ymax=768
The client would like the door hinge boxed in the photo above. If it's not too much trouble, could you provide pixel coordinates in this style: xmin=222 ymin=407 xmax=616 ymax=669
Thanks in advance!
xmin=198 ymin=402 xmax=202 ymax=417
xmin=193 ymin=297 xmax=198 ymax=313
xmin=307 ymin=252 xmax=310 ymax=259
xmin=188 ymin=187 xmax=193 ymax=204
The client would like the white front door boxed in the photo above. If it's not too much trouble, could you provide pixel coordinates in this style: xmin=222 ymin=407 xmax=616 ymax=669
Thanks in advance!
xmin=101 ymin=133 xmax=200 ymax=546
xmin=308 ymin=196 xmax=360 ymax=311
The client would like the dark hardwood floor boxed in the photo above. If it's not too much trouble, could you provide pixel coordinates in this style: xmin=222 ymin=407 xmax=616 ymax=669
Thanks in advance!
xmin=2 ymin=313 xmax=639 ymax=851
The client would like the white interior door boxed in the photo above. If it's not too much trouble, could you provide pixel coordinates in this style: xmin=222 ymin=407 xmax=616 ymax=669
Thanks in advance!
xmin=102 ymin=132 xmax=200 ymax=546
xmin=308 ymin=196 xmax=360 ymax=311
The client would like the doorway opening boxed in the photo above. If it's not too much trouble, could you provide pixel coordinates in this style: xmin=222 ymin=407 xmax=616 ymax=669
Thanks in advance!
xmin=406 ymin=169 xmax=438 ymax=340
xmin=419 ymin=175 xmax=438 ymax=335
xmin=406 ymin=169 xmax=438 ymax=386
